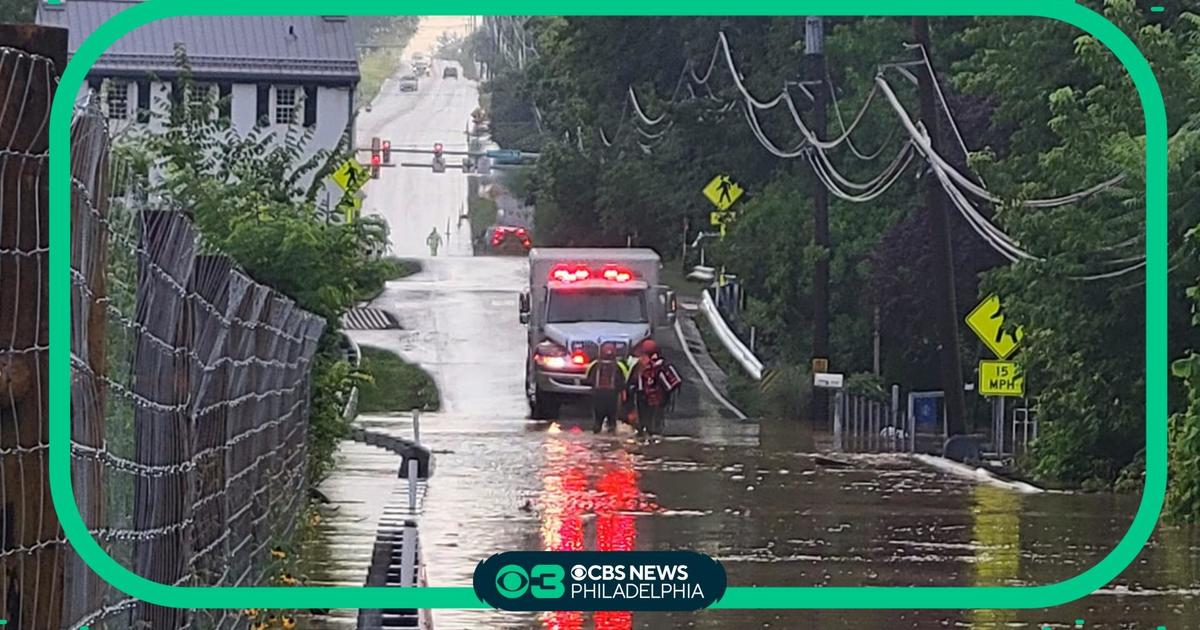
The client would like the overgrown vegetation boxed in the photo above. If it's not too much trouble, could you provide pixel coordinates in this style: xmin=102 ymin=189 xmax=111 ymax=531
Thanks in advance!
xmin=474 ymin=7 xmax=1200 ymax=516
xmin=467 ymin=177 xmax=499 ymax=252
xmin=354 ymin=17 xmax=421 ymax=107
xmin=119 ymin=47 xmax=395 ymax=485
xmin=356 ymin=346 xmax=441 ymax=414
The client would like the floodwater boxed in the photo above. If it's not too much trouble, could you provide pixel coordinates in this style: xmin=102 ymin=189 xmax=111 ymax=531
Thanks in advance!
xmin=303 ymin=16 xmax=1199 ymax=627
xmin=304 ymin=252 xmax=1199 ymax=629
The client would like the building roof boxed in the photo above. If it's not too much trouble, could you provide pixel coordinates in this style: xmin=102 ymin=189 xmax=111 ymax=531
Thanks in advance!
xmin=36 ymin=1 xmax=359 ymax=84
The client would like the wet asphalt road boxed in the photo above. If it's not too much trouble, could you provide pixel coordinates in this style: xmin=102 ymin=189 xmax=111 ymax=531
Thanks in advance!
xmin=303 ymin=19 xmax=1200 ymax=629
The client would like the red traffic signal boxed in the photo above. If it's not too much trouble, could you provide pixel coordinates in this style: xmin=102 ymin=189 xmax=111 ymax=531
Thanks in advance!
xmin=370 ymin=154 xmax=381 ymax=179
xmin=433 ymin=142 xmax=443 ymax=155
xmin=370 ymin=155 xmax=381 ymax=166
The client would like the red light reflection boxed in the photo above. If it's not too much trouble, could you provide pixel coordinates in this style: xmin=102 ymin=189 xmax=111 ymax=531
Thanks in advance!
xmin=536 ymin=439 xmax=659 ymax=630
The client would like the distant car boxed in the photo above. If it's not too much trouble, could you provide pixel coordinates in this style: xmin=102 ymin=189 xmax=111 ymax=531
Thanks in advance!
xmin=398 ymin=75 xmax=418 ymax=92
xmin=489 ymin=225 xmax=532 ymax=255
xmin=443 ymin=66 xmax=459 ymax=79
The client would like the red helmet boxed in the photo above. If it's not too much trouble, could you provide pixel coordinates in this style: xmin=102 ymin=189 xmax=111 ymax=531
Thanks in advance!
xmin=637 ymin=339 xmax=659 ymax=355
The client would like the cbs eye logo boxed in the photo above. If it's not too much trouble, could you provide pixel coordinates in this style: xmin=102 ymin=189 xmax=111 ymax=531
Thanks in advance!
xmin=495 ymin=564 xmax=565 ymax=599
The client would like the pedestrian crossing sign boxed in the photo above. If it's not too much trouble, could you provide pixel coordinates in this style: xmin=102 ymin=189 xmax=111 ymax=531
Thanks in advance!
xmin=702 ymin=174 xmax=744 ymax=211
xmin=332 ymin=159 xmax=369 ymax=193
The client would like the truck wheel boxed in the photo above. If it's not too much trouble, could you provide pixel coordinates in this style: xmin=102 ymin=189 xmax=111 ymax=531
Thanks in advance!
xmin=529 ymin=387 xmax=560 ymax=420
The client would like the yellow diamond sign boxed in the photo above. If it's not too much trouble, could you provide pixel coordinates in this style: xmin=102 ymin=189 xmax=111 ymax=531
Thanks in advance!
xmin=702 ymin=174 xmax=744 ymax=211
xmin=332 ymin=159 xmax=369 ymax=193
xmin=965 ymin=294 xmax=1024 ymax=359
xmin=978 ymin=360 xmax=1024 ymax=397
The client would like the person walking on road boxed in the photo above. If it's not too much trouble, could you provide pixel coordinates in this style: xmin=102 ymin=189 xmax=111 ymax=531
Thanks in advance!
xmin=427 ymin=226 xmax=443 ymax=256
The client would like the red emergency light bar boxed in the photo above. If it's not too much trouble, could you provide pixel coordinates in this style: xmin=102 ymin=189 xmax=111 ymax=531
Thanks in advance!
xmin=549 ymin=264 xmax=637 ymax=284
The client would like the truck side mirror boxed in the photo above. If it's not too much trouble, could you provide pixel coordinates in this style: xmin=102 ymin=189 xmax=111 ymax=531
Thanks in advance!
xmin=519 ymin=291 xmax=531 ymax=324
xmin=652 ymin=286 xmax=676 ymax=328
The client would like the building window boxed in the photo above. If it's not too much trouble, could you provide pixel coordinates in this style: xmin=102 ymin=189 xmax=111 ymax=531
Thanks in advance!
xmin=274 ymin=86 xmax=299 ymax=125
xmin=105 ymin=80 xmax=129 ymax=120
xmin=186 ymin=82 xmax=213 ymax=106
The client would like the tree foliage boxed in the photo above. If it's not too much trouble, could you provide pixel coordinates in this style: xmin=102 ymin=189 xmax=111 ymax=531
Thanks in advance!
xmin=118 ymin=48 xmax=389 ymax=483
xmin=480 ymin=7 xmax=1200 ymax=514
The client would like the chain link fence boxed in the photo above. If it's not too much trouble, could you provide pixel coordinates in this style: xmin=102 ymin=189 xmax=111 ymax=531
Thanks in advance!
xmin=2 ymin=26 xmax=328 ymax=629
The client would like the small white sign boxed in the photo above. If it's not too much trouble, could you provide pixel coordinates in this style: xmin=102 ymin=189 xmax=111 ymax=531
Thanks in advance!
xmin=813 ymin=372 xmax=844 ymax=389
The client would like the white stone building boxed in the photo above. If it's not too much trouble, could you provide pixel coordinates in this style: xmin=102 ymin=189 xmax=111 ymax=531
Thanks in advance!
xmin=38 ymin=1 xmax=359 ymax=194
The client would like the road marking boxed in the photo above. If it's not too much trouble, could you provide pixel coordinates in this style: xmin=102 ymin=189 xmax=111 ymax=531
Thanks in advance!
xmin=673 ymin=319 xmax=748 ymax=420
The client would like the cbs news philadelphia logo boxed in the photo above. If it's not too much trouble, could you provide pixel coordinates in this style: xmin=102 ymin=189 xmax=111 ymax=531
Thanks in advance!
xmin=475 ymin=551 xmax=726 ymax=611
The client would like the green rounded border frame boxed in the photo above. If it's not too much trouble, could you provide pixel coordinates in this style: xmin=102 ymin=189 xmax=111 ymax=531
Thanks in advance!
xmin=48 ymin=0 xmax=1168 ymax=611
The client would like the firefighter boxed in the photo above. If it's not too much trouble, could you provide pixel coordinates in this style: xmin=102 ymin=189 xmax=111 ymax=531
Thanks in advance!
xmin=588 ymin=343 xmax=625 ymax=433
xmin=628 ymin=339 xmax=682 ymax=438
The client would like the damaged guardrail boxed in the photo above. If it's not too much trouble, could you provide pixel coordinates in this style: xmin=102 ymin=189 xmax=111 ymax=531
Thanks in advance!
xmin=699 ymin=290 xmax=764 ymax=380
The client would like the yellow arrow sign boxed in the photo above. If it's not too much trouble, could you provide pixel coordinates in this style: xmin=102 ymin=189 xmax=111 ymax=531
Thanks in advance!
xmin=332 ymin=159 xmax=369 ymax=193
xmin=979 ymin=360 xmax=1024 ymax=397
xmin=965 ymin=294 xmax=1024 ymax=359
xmin=702 ymin=174 xmax=744 ymax=211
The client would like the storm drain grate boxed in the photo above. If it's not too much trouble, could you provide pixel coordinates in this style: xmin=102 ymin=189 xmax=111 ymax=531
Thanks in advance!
xmin=342 ymin=307 xmax=401 ymax=330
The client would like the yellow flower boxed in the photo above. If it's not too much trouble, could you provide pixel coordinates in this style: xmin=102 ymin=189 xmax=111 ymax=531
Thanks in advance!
xmin=281 ymin=616 xmax=298 ymax=629
xmin=271 ymin=547 xmax=287 ymax=560
xmin=244 ymin=608 xmax=260 ymax=617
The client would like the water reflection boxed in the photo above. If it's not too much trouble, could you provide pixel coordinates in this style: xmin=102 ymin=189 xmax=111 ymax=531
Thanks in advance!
xmin=969 ymin=485 xmax=1021 ymax=628
xmin=536 ymin=427 xmax=659 ymax=630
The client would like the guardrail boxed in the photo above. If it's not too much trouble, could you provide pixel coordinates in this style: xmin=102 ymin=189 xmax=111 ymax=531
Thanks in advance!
xmin=342 ymin=333 xmax=362 ymax=420
xmin=699 ymin=290 xmax=764 ymax=380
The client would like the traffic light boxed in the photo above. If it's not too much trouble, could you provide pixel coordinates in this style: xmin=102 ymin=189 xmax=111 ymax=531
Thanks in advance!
xmin=371 ymin=136 xmax=381 ymax=163
xmin=382 ymin=139 xmax=392 ymax=164
xmin=433 ymin=142 xmax=443 ymax=157
xmin=370 ymin=154 xmax=381 ymax=179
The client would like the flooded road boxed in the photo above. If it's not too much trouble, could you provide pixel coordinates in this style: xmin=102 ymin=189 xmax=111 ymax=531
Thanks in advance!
xmin=310 ymin=255 xmax=1200 ymax=630
xmin=306 ymin=17 xmax=1199 ymax=629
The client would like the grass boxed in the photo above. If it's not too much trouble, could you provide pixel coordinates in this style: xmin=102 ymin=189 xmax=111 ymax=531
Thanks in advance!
xmin=357 ymin=48 xmax=400 ymax=109
xmin=356 ymin=257 xmax=422 ymax=303
xmin=357 ymin=346 xmax=440 ymax=414
xmin=659 ymin=263 xmax=705 ymax=302
xmin=467 ymin=182 xmax=499 ymax=254
xmin=691 ymin=312 xmax=762 ymax=415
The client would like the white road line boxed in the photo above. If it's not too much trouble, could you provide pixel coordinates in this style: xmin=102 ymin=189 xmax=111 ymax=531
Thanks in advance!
xmin=673 ymin=319 xmax=748 ymax=421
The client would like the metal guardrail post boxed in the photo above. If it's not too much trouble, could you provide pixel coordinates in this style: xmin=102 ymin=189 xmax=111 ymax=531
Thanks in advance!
xmin=412 ymin=408 xmax=421 ymax=445
xmin=400 ymin=522 xmax=417 ymax=587
xmin=408 ymin=460 xmax=419 ymax=512
xmin=891 ymin=385 xmax=900 ymax=452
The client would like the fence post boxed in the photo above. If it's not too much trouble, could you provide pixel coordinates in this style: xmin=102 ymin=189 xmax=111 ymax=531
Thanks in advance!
xmin=832 ymin=390 xmax=843 ymax=451
xmin=891 ymin=385 xmax=900 ymax=452
xmin=132 ymin=211 xmax=197 ymax=628
xmin=0 ymin=23 xmax=67 ymax=630
xmin=412 ymin=408 xmax=421 ymax=446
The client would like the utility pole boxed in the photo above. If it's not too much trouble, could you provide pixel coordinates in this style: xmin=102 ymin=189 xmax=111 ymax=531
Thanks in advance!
xmin=805 ymin=16 xmax=831 ymax=427
xmin=911 ymin=17 xmax=967 ymax=436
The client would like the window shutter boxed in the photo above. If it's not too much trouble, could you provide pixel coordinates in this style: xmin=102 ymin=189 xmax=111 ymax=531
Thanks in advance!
xmin=136 ymin=80 xmax=150 ymax=123
xmin=303 ymin=85 xmax=317 ymax=128
xmin=256 ymin=84 xmax=270 ymax=125
xmin=218 ymin=82 xmax=232 ymax=119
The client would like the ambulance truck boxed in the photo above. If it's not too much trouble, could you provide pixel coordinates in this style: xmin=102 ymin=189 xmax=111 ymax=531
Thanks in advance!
xmin=519 ymin=248 xmax=677 ymax=419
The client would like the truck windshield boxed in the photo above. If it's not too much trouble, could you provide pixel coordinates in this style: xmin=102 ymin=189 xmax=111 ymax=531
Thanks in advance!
xmin=547 ymin=289 xmax=647 ymax=324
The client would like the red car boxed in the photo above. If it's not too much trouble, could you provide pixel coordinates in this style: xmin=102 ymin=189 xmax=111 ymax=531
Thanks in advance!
xmin=490 ymin=225 xmax=532 ymax=254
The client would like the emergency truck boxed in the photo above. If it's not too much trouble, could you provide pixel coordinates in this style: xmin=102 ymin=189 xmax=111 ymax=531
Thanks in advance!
xmin=519 ymin=249 xmax=677 ymax=419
